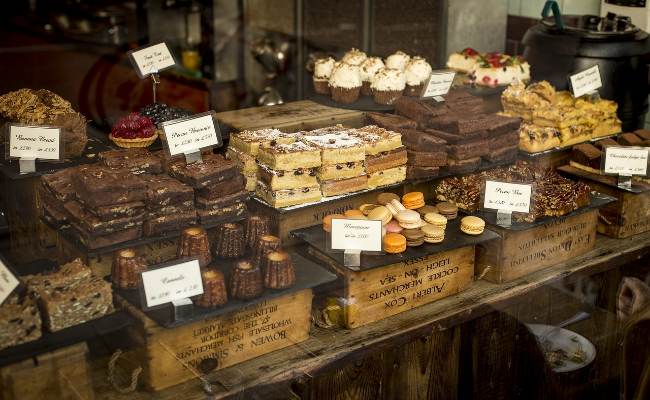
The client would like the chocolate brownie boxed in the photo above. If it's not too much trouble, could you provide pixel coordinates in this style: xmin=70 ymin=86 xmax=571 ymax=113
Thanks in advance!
xmin=425 ymin=127 xmax=487 ymax=144
xmin=618 ymin=133 xmax=644 ymax=146
xmin=426 ymin=114 xmax=459 ymax=132
xmin=140 ymin=174 xmax=194 ymax=208
xmin=595 ymin=137 xmax=619 ymax=150
xmin=486 ymin=114 xmax=520 ymax=135
xmin=445 ymin=90 xmax=485 ymax=111
xmin=72 ymin=224 xmax=142 ymax=250
xmin=365 ymin=112 xmax=417 ymax=131
xmin=400 ymin=129 xmax=448 ymax=151
xmin=41 ymin=168 xmax=76 ymax=203
xmin=195 ymin=190 xmax=249 ymax=211
xmin=143 ymin=211 xmax=198 ymax=237
xmin=450 ymin=115 xmax=495 ymax=135
xmin=448 ymin=139 xmax=489 ymax=159
xmin=196 ymin=173 xmax=246 ymax=199
xmin=148 ymin=200 xmax=196 ymax=219
xmin=482 ymin=144 xmax=518 ymax=163
xmin=167 ymin=153 xmax=239 ymax=188
xmin=73 ymin=165 xmax=145 ymax=207
xmin=64 ymin=201 xmax=144 ymax=235
xmin=446 ymin=156 xmax=481 ymax=174
xmin=572 ymin=143 xmax=602 ymax=170
xmin=633 ymin=129 xmax=650 ymax=141
xmin=394 ymin=97 xmax=448 ymax=125
xmin=197 ymin=202 xmax=247 ymax=225
xmin=488 ymin=130 xmax=519 ymax=150
xmin=99 ymin=148 xmax=163 ymax=174
xmin=86 ymin=201 xmax=146 ymax=222
xmin=407 ymin=150 xmax=447 ymax=167
xmin=406 ymin=165 xmax=439 ymax=180
xmin=42 ymin=204 xmax=70 ymax=229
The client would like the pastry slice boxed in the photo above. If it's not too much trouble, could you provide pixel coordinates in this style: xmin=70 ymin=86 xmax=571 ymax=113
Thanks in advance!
xmin=532 ymin=106 xmax=583 ymax=129
xmin=618 ymin=132 xmax=644 ymax=146
xmin=559 ymin=124 xmax=590 ymax=147
xmin=569 ymin=143 xmax=602 ymax=174
xmin=227 ymin=146 xmax=257 ymax=174
xmin=300 ymin=132 xmax=365 ymax=164
xmin=320 ymin=175 xmax=369 ymax=197
xmin=351 ymin=126 xmax=403 ymax=155
xmin=256 ymin=142 xmax=322 ymax=170
xmin=256 ymin=180 xmax=322 ymax=208
xmin=368 ymin=166 xmax=406 ymax=189
xmin=592 ymin=118 xmax=621 ymax=138
xmin=366 ymin=147 xmax=408 ymax=174
xmin=518 ymin=123 xmax=561 ymax=153
xmin=229 ymin=128 xmax=293 ymax=156
xmin=258 ymin=164 xmax=319 ymax=190
xmin=244 ymin=172 xmax=257 ymax=192
xmin=317 ymin=161 xmax=365 ymax=180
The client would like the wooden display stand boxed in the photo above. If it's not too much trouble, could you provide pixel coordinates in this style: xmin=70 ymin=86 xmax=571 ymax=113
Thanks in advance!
xmin=0 ymin=342 xmax=94 ymax=400
xmin=119 ymin=289 xmax=313 ymax=391
xmin=476 ymin=209 xmax=599 ymax=283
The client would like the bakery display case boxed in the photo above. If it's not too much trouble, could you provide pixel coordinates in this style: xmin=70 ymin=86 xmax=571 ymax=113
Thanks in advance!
xmin=2 ymin=1 xmax=650 ymax=399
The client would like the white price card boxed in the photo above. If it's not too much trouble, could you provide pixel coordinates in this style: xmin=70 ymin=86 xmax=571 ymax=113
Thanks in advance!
xmin=0 ymin=259 xmax=19 ymax=305
xmin=141 ymin=259 xmax=203 ymax=308
xmin=331 ymin=218 xmax=382 ymax=252
xmin=484 ymin=181 xmax=532 ymax=213
xmin=421 ymin=71 xmax=456 ymax=98
xmin=603 ymin=146 xmax=649 ymax=176
xmin=569 ymin=65 xmax=602 ymax=98
xmin=128 ymin=42 xmax=176 ymax=78
xmin=9 ymin=125 xmax=60 ymax=160
xmin=162 ymin=112 xmax=222 ymax=156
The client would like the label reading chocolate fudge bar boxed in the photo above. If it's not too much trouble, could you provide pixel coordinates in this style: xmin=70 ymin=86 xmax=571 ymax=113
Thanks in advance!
xmin=141 ymin=259 xmax=203 ymax=308
xmin=603 ymin=146 xmax=649 ymax=176
xmin=331 ymin=218 xmax=382 ymax=252
xmin=8 ymin=125 xmax=61 ymax=160
xmin=569 ymin=65 xmax=602 ymax=98
xmin=162 ymin=112 xmax=222 ymax=157
xmin=0 ymin=259 xmax=19 ymax=305
xmin=127 ymin=42 xmax=176 ymax=78
xmin=421 ymin=71 xmax=456 ymax=98
xmin=483 ymin=181 xmax=532 ymax=213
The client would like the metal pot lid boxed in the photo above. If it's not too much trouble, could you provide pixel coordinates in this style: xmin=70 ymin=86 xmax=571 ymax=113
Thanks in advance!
xmin=540 ymin=14 xmax=645 ymax=41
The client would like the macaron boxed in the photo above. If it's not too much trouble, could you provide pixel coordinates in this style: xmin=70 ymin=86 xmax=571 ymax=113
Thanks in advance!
xmin=402 ymin=228 xmax=424 ymax=247
xmin=390 ymin=199 xmax=407 ymax=212
xmin=359 ymin=203 xmax=378 ymax=215
xmin=377 ymin=192 xmax=401 ymax=205
xmin=424 ymin=212 xmax=448 ymax=229
xmin=385 ymin=220 xmax=403 ymax=234
xmin=460 ymin=216 xmax=485 ymax=235
xmin=395 ymin=210 xmax=423 ymax=229
xmin=383 ymin=233 xmax=406 ymax=253
xmin=437 ymin=202 xmax=458 ymax=220
xmin=402 ymin=192 xmax=425 ymax=210
xmin=344 ymin=209 xmax=365 ymax=218
xmin=347 ymin=215 xmax=367 ymax=220
xmin=323 ymin=213 xmax=345 ymax=232
xmin=367 ymin=205 xmax=392 ymax=226
xmin=421 ymin=224 xmax=445 ymax=243
xmin=417 ymin=204 xmax=439 ymax=216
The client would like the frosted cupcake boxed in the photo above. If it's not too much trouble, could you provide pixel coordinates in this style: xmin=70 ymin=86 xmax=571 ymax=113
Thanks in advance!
xmin=329 ymin=62 xmax=362 ymax=104
xmin=370 ymin=68 xmax=406 ymax=105
xmin=404 ymin=56 xmax=432 ymax=96
xmin=313 ymin=57 xmax=335 ymax=95
xmin=385 ymin=51 xmax=411 ymax=71
xmin=341 ymin=48 xmax=367 ymax=66
xmin=359 ymin=57 xmax=385 ymax=96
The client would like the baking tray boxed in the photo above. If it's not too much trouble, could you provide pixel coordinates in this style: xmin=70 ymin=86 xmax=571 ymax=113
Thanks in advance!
xmin=115 ymin=250 xmax=337 ymax=328
xmin=291 ymin=218 xmax=499 ymax=272
xmin=558 ymin=165 xmax=650 ymax=194
xmin=517 ymin=133 xmax=621 ymax=160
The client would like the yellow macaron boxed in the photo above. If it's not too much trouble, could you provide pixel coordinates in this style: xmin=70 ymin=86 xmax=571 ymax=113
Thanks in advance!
xmin=460 ymin=216 xmax=485 ymax=235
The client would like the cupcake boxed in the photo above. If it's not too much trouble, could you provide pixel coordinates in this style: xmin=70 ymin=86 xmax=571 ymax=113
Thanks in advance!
xmin=360 ymin=57 xmax=385 ymax=96
xmin=370 ymin=68 xmax=406 ymax=105
xmin=328 ymin=62 xmax=362 ymax=104
xmin=313 ymin=57 xmax=335 ymax=95
xmin=404 ymin=56 xmax=432 ymax=96
xmin=385 ymin=51 xmax=411 ymax=71
xmin=109 ymin=112 xmax=158 ymax=148
xmin=341 ymin=48 xmax=367 ymax=66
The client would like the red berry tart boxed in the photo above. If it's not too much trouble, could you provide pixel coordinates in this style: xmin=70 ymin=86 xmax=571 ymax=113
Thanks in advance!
xmin=109 ymin=112 xmax=158 ymax=148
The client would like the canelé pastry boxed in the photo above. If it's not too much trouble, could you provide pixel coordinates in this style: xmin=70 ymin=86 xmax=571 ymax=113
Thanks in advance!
xmin=402 ymin=192 xmax=425 ymax=210
xmin=213 ymin=223 xmax=245 ymax=259
xmin=252 ymin=234 xmax=282 ymax=268
xmin=111 ymin=248 xmax=147 ymax=289
xmin=177 ymin=227 xmax=212 ymax=267
xmin=263 ymin=251 xmax=296 ymax=289
xmin=328 ymin=62 xmax=362 ymax=104
xmin=230 ymin=260 xmax=263 ymax=300
xmin=460 ymin=216 xmax=485 ymax=235
xmin=383 ymin=233 xmax=406 ymax=253
xmin=245 ymin=215 xmax=271 ymax=250
xmin=360 ymin=57 xmax=385 ymax=96
xmin=404 ymin=56 xmax=432 ymax=96
xmin=195 ymin=268 xmax=228 ymax=307
xmin=371 ymin=68 xmax=406 ymax=105
xmin=313 ymin=57 xmax=335 ymax=95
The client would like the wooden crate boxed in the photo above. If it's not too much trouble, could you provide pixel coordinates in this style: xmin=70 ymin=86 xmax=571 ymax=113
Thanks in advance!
xmin=120 ymin=289 xmax=313 ymax=391
xmin=308 ymin=246 xmax=475 ymax=329
xmin=476 ymin=209 xmax=598 ymax=283
xmin=216 ymin=100 xmax=365 ymax=135
xmin=0 ymin=342 xmax=94 ymax=400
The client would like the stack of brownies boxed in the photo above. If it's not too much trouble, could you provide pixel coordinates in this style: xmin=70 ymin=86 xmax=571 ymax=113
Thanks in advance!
xmin=167 ymin=153 xmax=248 ymax=225
xmin=39 ymin=167 xmax=77 ymax=229
xmin=139 ymin=174 xmax=197 ymax=235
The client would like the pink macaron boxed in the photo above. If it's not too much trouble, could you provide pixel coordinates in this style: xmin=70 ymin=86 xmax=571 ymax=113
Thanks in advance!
xmin=385 ymin=220 xmax=403 ymax=234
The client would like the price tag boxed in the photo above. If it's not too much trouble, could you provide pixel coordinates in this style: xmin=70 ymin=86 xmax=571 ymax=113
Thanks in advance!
xmin=161 ymin=112 xmax=222 ymax=158
xmin=127 ymin=42 xmax=176 ymax=78
xmin=421 ymin=71 xmax=456 ymax=98
xmin=483 ymin=181 xmax=532 ymax=213
xmin=141 ymin=259 xmax=203 ymax=308
xmin=8 ymin=125 xmax=60 ymax=160
xmin=569 ymin=65 xmax=602 ymax=98
xmin=331 ymin=219 xmax=382 ymax=252
xmin=603 ymin=146 xmax=649 ymax=176
xmin=0 ymin=259 xmax=19 ymax=305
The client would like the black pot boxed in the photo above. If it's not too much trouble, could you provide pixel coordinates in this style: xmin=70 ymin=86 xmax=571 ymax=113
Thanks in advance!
xmin=523 ymin=18 xmax=650 ymax=131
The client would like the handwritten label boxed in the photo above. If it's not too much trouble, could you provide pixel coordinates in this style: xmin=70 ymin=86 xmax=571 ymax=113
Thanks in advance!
xmin=570 ymin=65 xmax=602 ymax=98
xmin=421 ymin=71 xmax=456 ymax=98
xmin=142 ymin=259 xmax=203 ymax=308
xmin=9 ymin=125 xmax=60 ymax=160
xmin=603 ymin=146 xmax=649 ymax=176
xmin=128 ymin=42 xmax=175 ymax=78
xmin=331 ymin=219 xmax=382 ymax=252
xmin=484 ymin=181 xmax=532 ymax=213
xmin=162 ymin=113 xmax=222 ymax=156
xmin=0 ymin=259 xmax=19 ymax=305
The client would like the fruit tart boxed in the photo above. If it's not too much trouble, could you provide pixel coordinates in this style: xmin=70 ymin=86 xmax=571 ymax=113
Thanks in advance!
xmin=109 ymin=112 xmax=158 ymax=148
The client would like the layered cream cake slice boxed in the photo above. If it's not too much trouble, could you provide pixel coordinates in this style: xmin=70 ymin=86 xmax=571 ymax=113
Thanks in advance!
xmin=533 ymin=106 xmax=584 ymax=129
xmin=255 ymin=180 xmax=322 ymax=208
xmin=226 ymin=147 xmax=257 ymax=175
xmin=300 ymin=131 xmax=365 ymax=165
xmin=365 ymin=147 xmax=407 ymax=174
xmin=518 ymin=123 xmax=561 ymax=153
xmin=368 ymin=165 xmax=406 ymax=189
xmin=229 ymin=128 xmax=294 ymax=156
xmin=351 ymin=125 xmax=403 ymax=155
xmin=317 ymin=161 xmax=366 ymax=180
xmin=320 ymin=175 xmax=369 ymax=197
xmin=258 ymin=163 xmax=319 ymax=191
xmin=256 ymin=141 xmax=322 ymax=170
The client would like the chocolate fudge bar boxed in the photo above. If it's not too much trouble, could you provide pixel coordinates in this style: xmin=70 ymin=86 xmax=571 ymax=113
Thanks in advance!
xmin=400 ymin=129 xmax=448 ymax=151
xmin=72 ymin=224 xmax=143 ymax=250
xmin=140 ymin=174 xmax=194 ymax=207
xmin=64 ymin=201 xmax=144 ymax=236
xmin=406 ymin=165 xmax=439 ymax=180
xmin=407 ymin=150 xmax=447 ymax=167
xmin=99 ymin=148 xmax=163 ymax=174
xmin=488 ymin=130 xmax=519 ymax=150
xmin=148 ymin=200 xmax=196 ymax=219
xmin=448 ymin=139 xmax=489 ymax=159
xmin=86 ymin=201 xmax=146 ymax=222
xmin=634 ymin=129 xmax=650 ymax=141
xmin=446 ymin=156 xmax=481 ymax=174
xmin=167 ymin=153 xmax=239 ymax=188
xmin=365 ymin=112 xmax=417 ymax=131
xmin=41 ymin=168 xmax=76 ymax=203
xmin=143 ymin=211 xmax=197 ymax=236
xmin=595 ymin=137 xmax=618 ymax=150
xmin=195 ymin=173 xmax=246 ymax=199
xmin=73 ymin=165 xmax=145 ymax=207
xmin=482 ymin=144 xmax=518 ymax=163
xmin=394 ymin=96 xmax=448 ymax=125
xmin=618 ymin=133 xmax=644 ymax=146
xmin=195 ymin=190 xmax=249 ymax=211
xmin=0 ymin=293 xmax=41 ymax=350
xmin=486 ymin=114 xmax=521 ymax=136
xmin=425 ymin=128 xmax=487 ymax=144
xmin=197 ymin=202 xmax=247 ymax=225
xmin=572 ymin=143 xmax=602 ymax=170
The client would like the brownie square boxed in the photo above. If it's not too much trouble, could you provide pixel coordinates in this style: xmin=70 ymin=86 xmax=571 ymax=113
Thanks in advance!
xmin=595 ymin=137 xmax=619 ymax=150
xmin=394 ymin=97 xmax=448 ymax=125
xmin=448 ymin=139 xmax=489 ymax=159
xmin=140 ymin=174 xmax=194 ymax=208
xmin=618 ymin=133 xmax=643 ymax=146
xmin=143 ymin=211 xmax=198 ymax=237
xmin=572 ymin=143 xmax=602 ymax=170
xmin=446 ymin=156 xmax=481 ymax=174
xmin=99 ymin=148 xmax=163 ymax=174
xmin=488 ymin=130 xmax=519 ymax=150
xmin=365 ymin=112 xmax=417 ymax=131
xmin=197 ymin=202 xmax=247 ymax=225
xmin=407 ymin=150 xmax=447 ymax=167
xmin=86 ymin=201 xmax=146 ymax=222
xmin=148 ymin=200 xmax=196 ymax=219
xmin=634 ymin=129 xmax=650 ymax=141
xmin=406 ymin=165 xmax=439 ymax=180
xmin=482 ymin=144 xmax=518 ymax=163
xmin=425 ymin=128 xmax=487 ymax=144
xmin=486 ymin=114 xmax=521 ymax=135
xmin=196 ymin=173 xmax=246 ymax=199
xmin=65 ymin=201 xmax=144 ymax=236
xmin=73 ymin=165 xmax=145 ymax=207
xmin=167 ymin=154 xmax=239 ymax=188
xmin=195 ymin=190 xmax=249 ymax=211
xmin=400 ymin=129 xmax=448 ymax=151
xmin=41 ymin=168 xmax=76 ymax=203
xmin=72 ymin=224 xmax=142 ymax=250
